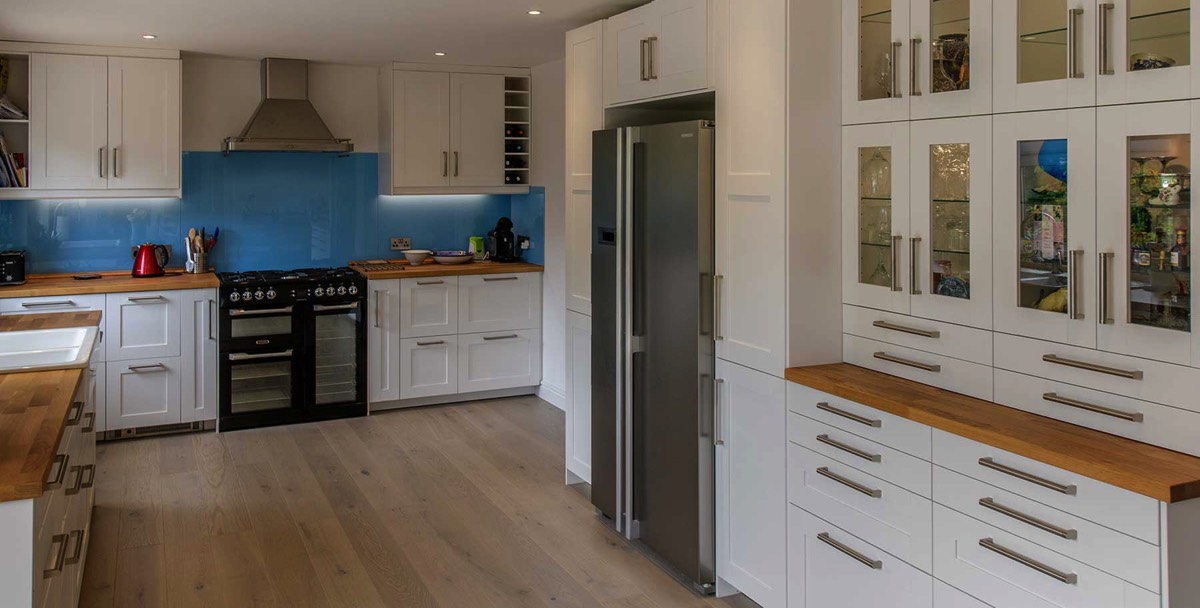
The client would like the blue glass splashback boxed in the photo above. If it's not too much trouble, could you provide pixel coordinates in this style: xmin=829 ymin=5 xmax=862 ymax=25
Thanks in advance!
xmin=0 ymin=153 xmax=545 ymax=274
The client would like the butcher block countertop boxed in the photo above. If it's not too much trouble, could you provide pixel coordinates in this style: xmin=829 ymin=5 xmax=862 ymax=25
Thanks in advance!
xmin=0 ymin=311 xmax=102 ymax=503
xmin=350 ymin=259 xmax=544 ymax=280
xmin=0 ymin=271 xmax=219 ymax=298
xmin=787 ymin=363 xmax=1200 ymax=503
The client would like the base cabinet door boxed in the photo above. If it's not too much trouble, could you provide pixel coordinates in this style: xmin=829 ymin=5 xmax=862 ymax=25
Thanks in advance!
xmin=458 ymin=273 xmax=542 ymax=334
xmin=181 ymin=289 xmax=218 ymax=423
xmin=458 ymin=329 xmax=542 ymax=393
xmin=89 ymin=361 xmax=106 ymax=432
xmin=716 ymin=360 xmax=786 ymax=608
xmin=105 ymin=291 xmax=181 ymax=361
xmin=367 ymin=280 xmax=401 ymax=403
xmin=400 ymin=336 xmax=458 ymax=399
xmin=566 ymin=311 xmax=592 ymax=483
xmin=105 ymin=357 xmax=182 ymax=430
xmin=400 ymin=277 xmax=459 ymax=338
xmin=934 ymin=580 xmax=993 ymax=608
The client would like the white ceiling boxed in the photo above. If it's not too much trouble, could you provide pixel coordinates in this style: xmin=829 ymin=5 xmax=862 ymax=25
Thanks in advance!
xmin=0 ymin=0 xmax=642 ymax=67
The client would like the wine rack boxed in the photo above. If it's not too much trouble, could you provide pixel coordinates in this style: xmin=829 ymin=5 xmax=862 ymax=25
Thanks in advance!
xmin=505 ymin=76 xmax=531 ymax=185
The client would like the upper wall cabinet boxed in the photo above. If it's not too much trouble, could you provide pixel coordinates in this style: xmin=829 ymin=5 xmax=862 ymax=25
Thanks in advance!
xmin=1096 ymin=0 xmax=1200 ymax=106
xmin=842 ymin=0 xmax=992 ymax=124
xmin=21 ymin=50 xmax=181 ymax=197
xmin=994 ymin=0 xmax=1099 ymax=112
xmin=566 ymin=22 xmax=605 ymax=316
xmin=380 ymin=64 xmax=530 ymax=195
xmin=604 ymin=0 xmax=712 ymax=107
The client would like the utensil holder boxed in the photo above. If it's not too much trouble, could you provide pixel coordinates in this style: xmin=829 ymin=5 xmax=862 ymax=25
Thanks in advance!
xmin=192 ymin=252 xmax=207 ymax=274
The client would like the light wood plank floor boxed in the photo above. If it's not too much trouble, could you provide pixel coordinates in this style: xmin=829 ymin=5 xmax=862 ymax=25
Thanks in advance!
xmin=80 ymin=396 xmax=748 ymax=608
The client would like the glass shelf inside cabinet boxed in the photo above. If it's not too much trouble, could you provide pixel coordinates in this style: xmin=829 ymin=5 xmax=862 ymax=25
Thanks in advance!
xmin=1018 ymin=0 xmax=1070 ymax=84
xmin=930 ymin=143 xmax=971 ymax=300
xmin=1018 ymin=139 xmax=1071 ymax=314
xmin=859 ymin=146 xmax=895 ymax=288
xmin=1128 ymin=1 xmax=1191 ymax=71
xmin=1128 ymin=135 xmax=1191 ymax=333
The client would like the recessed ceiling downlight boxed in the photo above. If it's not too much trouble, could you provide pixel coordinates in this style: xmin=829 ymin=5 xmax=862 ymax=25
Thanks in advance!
xmin=435 ymin=52 xmax=446 ymax=56
xmin=527 ymin=10 xmax=543 ymax=15
xmin=141 ymin=34 xmax=158 ymax=39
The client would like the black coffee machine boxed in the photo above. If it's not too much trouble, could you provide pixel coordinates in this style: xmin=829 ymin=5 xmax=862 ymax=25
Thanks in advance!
xmin=487 ymin=217 xmax=523 ymax=263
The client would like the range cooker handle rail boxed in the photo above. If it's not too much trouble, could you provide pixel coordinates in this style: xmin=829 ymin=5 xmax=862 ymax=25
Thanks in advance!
xmin=228 ymin=306 xmax=294 ymax=317
xmin=228 ymin=350 xmax=294 ymax=362
xmin=313 ymin=302 xmax=360 ymax=312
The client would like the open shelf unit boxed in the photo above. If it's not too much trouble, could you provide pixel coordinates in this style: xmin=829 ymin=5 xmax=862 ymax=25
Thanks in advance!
xmin=0 ymin=51 xmax=30 ymax=192
xmin=504 ymin=76 xmax=531 ymax=186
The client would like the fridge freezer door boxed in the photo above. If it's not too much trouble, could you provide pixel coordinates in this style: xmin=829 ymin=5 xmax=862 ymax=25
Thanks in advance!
xmin=591 ymin=128 xmax=623 ymax=522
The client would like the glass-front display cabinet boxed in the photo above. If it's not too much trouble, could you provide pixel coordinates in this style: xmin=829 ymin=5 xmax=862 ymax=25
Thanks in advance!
xmin=995 ymin=0 xmax=1098 ymax=112
xmin=1097 ymin=100 xmax=1199 ymax=367
xmin=1096 ymin=0 xmax=1200 ymax=105
xmin=994 ymin=109 xmax=1098 ymax=348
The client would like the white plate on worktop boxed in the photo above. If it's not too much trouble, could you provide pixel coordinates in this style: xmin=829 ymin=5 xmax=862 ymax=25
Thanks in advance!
xmin=0 ymin=327 xmax=98 ymax=373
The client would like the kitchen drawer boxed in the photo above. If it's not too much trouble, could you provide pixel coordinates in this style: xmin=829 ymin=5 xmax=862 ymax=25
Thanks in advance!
xmin=105 ymin=291 xmax=181 ymax=361
xmin=933 ymin=505 xmax=1159 ymax=608
xmin=932 ymin=430 xmax=1160 ymax=545
xmin=0 ymin=293 xmax=105 ymax=314
xmin=400 ymin=335 xmax=458 ymax=399
xmin=934 ymin=580 xmax=992 ymax=608
xmin=934 ymin=466 xmax=1160 ymax=593
xmin=458 ymin=273 xmax=542 ymax=334
xmin=399 ymin=277 xmax=458 ymax=338
xmin=789 ymin=412 xmax=931 ymax=498
xmin=844 ymin=334 xmax=993 ymax=401
xmin=795 ymin=507 xmax=933 ymax=608
xmin=844 ymin=305 xmax=993 ymax=366
xmin=788 ymin=444 xmax=933 ymax=573
xmin=995 ymin=369 xmax=1200 ymax=458
xmin=995 ymin=332 xmax=1200 ymax=413
xmin=105 ymin=356 xmax=182 ymax=430
xmin=458 ymin=329 xmax=542 ymax=393
xmin=787 ymin=383 xmax=932 ymax=461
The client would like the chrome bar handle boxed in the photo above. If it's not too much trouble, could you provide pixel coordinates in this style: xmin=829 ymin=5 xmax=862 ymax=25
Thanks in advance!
xmin=228 ymin=306 xmax=293 ymax=317
xmin=209 ymin=300 xmax=217 ymax=341
xmin=1098 ymin=3 xmax=1115 ymax=76
xmin=647 ymin=36 xmax=658 ymax=80
xmin=816 ymin=402 xmax=882 ymax=428
xmin=128 ymin=363 xmax=167 ymax=372
xmin=64 ymin=530 xmax=85 ymax=565
xmin=979 ymin=538 xmax=1078 ymax=584
xmin=45 ymin=454 xmax=69 ymax=490
xmin=818 ymin=532 xmax=883 ymax=570
xmin=113 ymin=147 xmax=120 ymax=178
xmin=417 ymin=280 xmax=445 ymax=285
xmin=873 ymin=351 xmax=940 ymax=373
xmin=909 ymin=37 xmax=922 ymax=96
xmin=1068 ymin=249 xmax=1084 ymax=320
xmin=44 ymin=534 xmax=68 ymax=578
xmin=910 ymin=236 xmax=922 ymax=294
xmin=873 ymin=320 xmax=939 ymax=338
xmin=979 ymin=498 xmax=1078 ymax=539
xmin=65 ymin=465 xmax=84 ymax=496
xmin=815 ymin=466 xmax=883 ymax=498
xmin=65 ymin=401 xmax=84 ymax=426
xmin=443 ymin=151 xmax=448 ymax=177
xmin=1068 ymin=8 xmax=1085 ymax=78
xmin=483 ymin=276 xmax=519 ymax=282
xmin=99 ymin=147 xmax=106 ymax=178
xmin=313 ymin=302 xmax=360 ymax=312
xmin=228 ymin=350 xmax=293 ymax=361
xmin=416 ymin=340 xmax=446 ymax=347
xmin=374 ymin=290 xmax=383 ymax=328
xmin=891 ymin=41 xmax=904 ymax=98
xmin=979 ymin=457 xmax=1077 ymax=495
xmin=128 ymin=295 xmax=166 ymax=303
xmin=483 ymin=334 xmax=520 ymax=341
xmin=80 ymin=464 xmax=96 ymax=489
xmin=891 ymin=235 xmax=903 ymax=292
xmin=1042 ymin=354 xmax=1142 ymax=380
xmin=1097 ymin=252 xmax=1114 ymax=324
xmin=1043 ymin=392 xmax=1143 ymax=422
xmin=714 ymin=274 xmax=725 ymax=341
xmin=22 ymin=301 xmax=75 ymax=308
xmin=454 ymin=151 xmax=460 ymax=177
xmin=714 ymin=378 xmax=725 ymax=446
xmin=640 ymin=39 xmax=649 ymax=81
xmin=81 ymin=412 xmax=95 ymax=434
xmin=817 ymin=434 xmax=882 ymax=463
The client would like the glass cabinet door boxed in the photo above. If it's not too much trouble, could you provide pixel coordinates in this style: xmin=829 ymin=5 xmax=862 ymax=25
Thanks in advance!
xmin=910 ymin=116 xmax=993 ymax=329
xmin=843 ymin=0 xmax=912 ymax=124
xmin=843 ymin=122 xmax=912 ymax=314
xmin=1097 ymin=101 xmax=1200 ymax=367
xmin=910 ymin=0 xmax=993 ymax=119
xmin=995 ymin=0 xmax=1097 ymax=112
xmin=994 ymin=110 xmax=1098 ymax=348
xmin=1097 ymin=0 xmax=1200 ymax=105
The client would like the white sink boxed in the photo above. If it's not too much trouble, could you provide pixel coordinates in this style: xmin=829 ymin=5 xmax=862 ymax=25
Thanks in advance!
xmin=0 ymin=327 xmax=99 ymax=373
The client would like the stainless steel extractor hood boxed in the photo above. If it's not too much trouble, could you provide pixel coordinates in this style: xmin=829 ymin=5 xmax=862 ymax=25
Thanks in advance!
xmin=223 ymin=58 xmax=354 ymax=154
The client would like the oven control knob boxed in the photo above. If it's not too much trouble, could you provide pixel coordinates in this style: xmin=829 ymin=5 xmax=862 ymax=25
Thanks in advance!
xmin=255 ymin=290 xmax=265 ymax=300
xmin=266 ymin=289 xmax=277 ymax=300
xmin=242 ymin=291 xmax=253 ymax=301
xmin=337 ymin=286 xmax=347 ymax=295
xmin=348 ymin=285 xmax=358 ymax=295
xmin=229 ymin=291 xmax=241 ymax=302
xmin=325 ymin=285 xmax=335 ymax=296
xmin=315 ymin=287 xmax=325 ymax=297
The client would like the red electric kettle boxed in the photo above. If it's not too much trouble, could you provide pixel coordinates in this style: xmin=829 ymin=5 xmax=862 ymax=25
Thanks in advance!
xmin=132 ymin=244 xmax=170 ymax=278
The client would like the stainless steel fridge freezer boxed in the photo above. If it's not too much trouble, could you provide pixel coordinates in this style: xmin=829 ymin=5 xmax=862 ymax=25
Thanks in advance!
xmin=591 ymin=120 xmax=716 ymax=593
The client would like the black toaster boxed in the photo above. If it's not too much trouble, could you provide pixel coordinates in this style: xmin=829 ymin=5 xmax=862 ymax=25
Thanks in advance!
xmin=0 ymin=250 xmax=26 ymax=286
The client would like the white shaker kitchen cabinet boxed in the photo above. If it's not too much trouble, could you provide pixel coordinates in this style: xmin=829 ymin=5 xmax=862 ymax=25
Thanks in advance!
xmin=993 ymin=109 xmax=1098 ymax=349
xmin=106 ymin=57 xmax=181 ymax=190
xmin=1096 ymin=101 xmax=1200 ymax=367
xmin=28 ymin=53 xmax=108 ymax=190
xmin=458 ymin=273 xmax=542 ymax=334
xmin=367 ymin=279 xmax=401 ymax=404
xmin=1096 ymin=0 xmax=1200 ymax=106
xmin=993 ymin=0 xmax=1098 ymax=113
xmin=458 ymin=329 xmax=543 ymax=393
xmin=180 ymin=289 xmax=218 ymax=423
xmin=605 ymin=2 xmax=661 ymax=105
xmin=566 ymin=20 xmax=604 ymax=316
xmin=715 ymin=360 xmax=786 ymax=608
xmin=909 ymin=116 xmax=992 ymax=330
xmin=714 ymin=0 xmax=788 ymax=376
xmin=104 ymin=291 xmax=181 ymax=361
xmin=399 ymin=276 xmax=458 ymax=338
xmin=89 ymin=361 xmax=106 ymax=432
xmin=390 ymin=71 xmax=452 ymax=189
xmin=565 ymin=311 xmax=592 ymax=484
xmin=842 ymin=121 xmax=913 ymax=316
xmin=908 ymin=0 xmax=992 ymax=120
xmin=842 ymin=0 xmax=912 ymax=125
xmin=649 ymin=0 xmax=711 ymax=99
xmin=105 ymin=356 xmax=182 ymax=430
xmin=400 ymin=336 xmax=458 ymax=399
xmin=449 ymin=73 xmax=504 ymax=188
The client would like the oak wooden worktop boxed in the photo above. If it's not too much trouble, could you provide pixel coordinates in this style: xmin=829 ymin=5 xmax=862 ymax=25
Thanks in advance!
xmin=786 ymin=363 xmax=1200 ymax=503
xmin=0 ymin=270 xmax=219 ymax=299
xmin=350 ymin=259 xmax=544 ymax=280
xmin=0 ymin=312 xmax=102 ymax=503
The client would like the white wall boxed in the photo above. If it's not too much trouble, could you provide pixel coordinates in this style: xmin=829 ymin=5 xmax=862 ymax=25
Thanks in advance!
xmin=181 ymin=55 xmax=380 ymax=152
xmin=532 ymin=58 xmax=568 ymax=409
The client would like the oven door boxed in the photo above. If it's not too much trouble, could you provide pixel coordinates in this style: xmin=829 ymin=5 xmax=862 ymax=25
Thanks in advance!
xmin=219 ymin=349 xmax=301 ymax=430
xmin=309 ymin=301 xmax=367 ymax=411
xmin=221 ymin=305 xmax=298 ymax=353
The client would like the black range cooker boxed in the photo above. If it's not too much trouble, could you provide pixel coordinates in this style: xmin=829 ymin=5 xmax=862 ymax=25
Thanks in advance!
xmin=217 ymin=268 xmax=367 ymax=431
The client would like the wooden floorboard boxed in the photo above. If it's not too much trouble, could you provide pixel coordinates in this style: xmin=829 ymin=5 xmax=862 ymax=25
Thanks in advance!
xmin=81 ymin=396 xmax=745 ymax=608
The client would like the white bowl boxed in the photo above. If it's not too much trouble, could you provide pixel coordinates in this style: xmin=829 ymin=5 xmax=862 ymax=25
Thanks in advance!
xmin=404 ymin=250 xmax=432 ymax=265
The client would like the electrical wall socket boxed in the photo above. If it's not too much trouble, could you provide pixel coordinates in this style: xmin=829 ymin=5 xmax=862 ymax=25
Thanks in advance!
xmin=390 ymin=237 xmax=412 ymax=251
